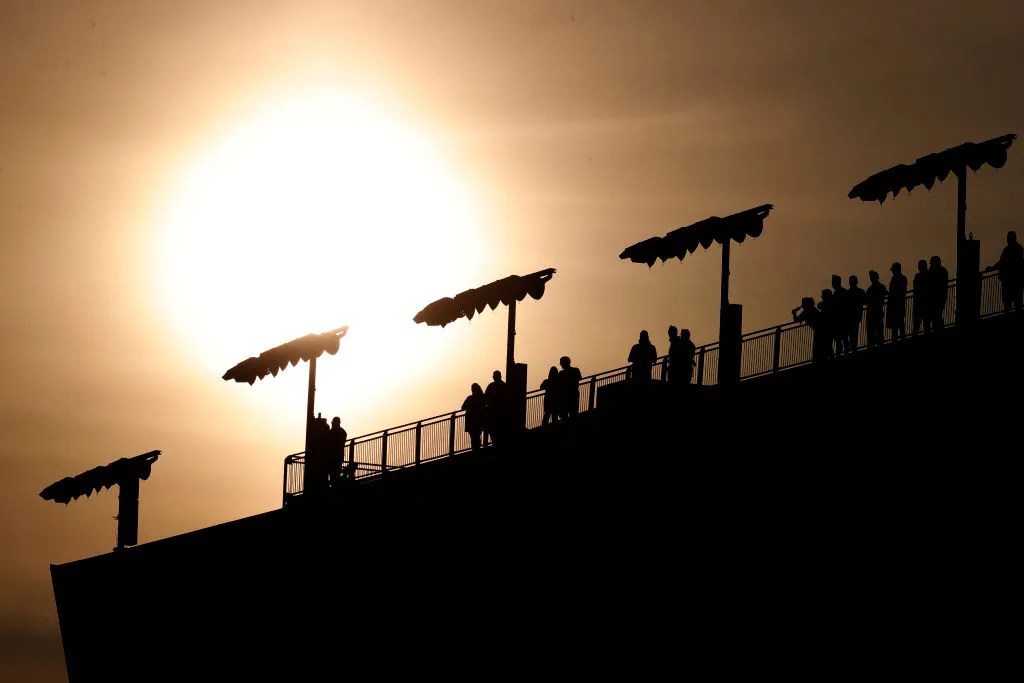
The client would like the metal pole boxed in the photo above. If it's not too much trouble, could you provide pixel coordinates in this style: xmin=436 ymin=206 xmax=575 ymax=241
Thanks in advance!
xmin=506 ymin=298 xmax=517 ymax=381
xmin=721 ymin=239 xmax=731 ymax=312
xmin=957 ymin=167 xmax=967 ymax=247
xmin=304 ymin=356 xmax=316 ymax=455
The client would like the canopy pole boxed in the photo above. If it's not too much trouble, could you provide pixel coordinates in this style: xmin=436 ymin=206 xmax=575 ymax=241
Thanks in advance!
xmin=720 ymin=238 xmax=731 ymax=312
xmin=956 ymin=165 xmax=967 ymax=247
xmin=304 ymin=356 xmax=316 ymax=454
xmin=506 ymin=298 xmax=517 ymax=380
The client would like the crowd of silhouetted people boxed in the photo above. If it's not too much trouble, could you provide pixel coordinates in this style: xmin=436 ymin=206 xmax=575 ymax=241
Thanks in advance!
xmin=792 ymin=252 xmax=964 ymax=361
xmin=626 ymin=326 xmax=696 ymax=383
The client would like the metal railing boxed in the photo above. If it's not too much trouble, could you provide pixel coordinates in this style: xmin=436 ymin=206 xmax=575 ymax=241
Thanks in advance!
xmin=284 ymin=270 xmax=1006 ymax=504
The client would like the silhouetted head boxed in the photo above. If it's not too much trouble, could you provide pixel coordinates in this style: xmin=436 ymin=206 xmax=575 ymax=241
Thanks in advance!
xmin=331 ymin=416 xmax=341 ymax=428
xmin=639 ymin=330 xmax=649 ymax=343
xmin=548 ymin=366 xmax=558 ymax=380
xmin=801 ymin=296 xmax=815 ymax=309
xmin=1008 ymin=230 xmax=1018 ymax=244
xmin=918 ymin=259 xmax=928 ymax=273
xmin=821 ymin=289 xmax=833 ymax=301
xmin=471 ymin=382 xmax=483 ymax=396
xmin=492 ymin=370 xmax=502 ymax=382
xmin=930 ymin=255 xmax=941 ymax=268
xmin=681 ymin=328 xmax=691 ymax=340
xmin=668 ymin=325 xmax=678 ymax=339
xmin=869 ymin=270 xmax=879 ymax=283
xmin=891 ymin=262 xmax=902 ymax=274
xmin=559 ymin=355 xmax=571 ymax=369
xmin=849 ymin=274 xmax=859 ymax=287
xmin=831 ymin=274 xmax=841 ymax=288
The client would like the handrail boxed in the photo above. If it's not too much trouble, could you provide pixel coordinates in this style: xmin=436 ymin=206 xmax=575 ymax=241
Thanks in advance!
xmin=284 ymin=269 xmax=1004 ymax=503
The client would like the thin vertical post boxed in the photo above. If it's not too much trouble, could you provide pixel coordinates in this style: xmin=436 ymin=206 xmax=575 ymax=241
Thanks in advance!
xmin=380 ymin=429 xmax=388 ymax=474
xmin=957 ymin=167 xmax=967 ymax=247
xmin=448 ymin=412 xmax=457 ymax=455
xmin=772 ymin=326 xmax=782 ymax=373
xmin=414 ymin=421 xmax=422 ymax=466
xmin=721 ymin=239 xmax=731 ymax=313
xmin=588 ymin=375 xmax=596 ymax=412
xmin=303 ymin=356 xmax=317 ymax=455
xmin=506 ymin=298 xmax=517 ymax=381
xmin=697 ymin=346 xmax=706 ymax=386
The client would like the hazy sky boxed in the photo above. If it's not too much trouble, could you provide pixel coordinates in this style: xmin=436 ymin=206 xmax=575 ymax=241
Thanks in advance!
xmin=2 ymin=1 xmax=1022 ymax=678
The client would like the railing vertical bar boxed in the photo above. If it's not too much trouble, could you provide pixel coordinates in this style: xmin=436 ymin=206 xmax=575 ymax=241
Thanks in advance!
xmin=381 ymin=430 xmax=388 ymax=474
xmin=772 ymin=326 xmax=782 ymax=373
xmin=448 ymin=412 xmax=456 ymax=456
xmin=588 ymin=376 xmax=596 ymax=412
xmin=415 ymin=421 xmax=422 ymax=466
xmin=697 ymin=346 xmax=706 ymax=386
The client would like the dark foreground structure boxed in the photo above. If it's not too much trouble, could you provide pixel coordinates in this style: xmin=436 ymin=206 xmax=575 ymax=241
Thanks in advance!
xmin=51 ymin=308 xmax=1019 ymax=680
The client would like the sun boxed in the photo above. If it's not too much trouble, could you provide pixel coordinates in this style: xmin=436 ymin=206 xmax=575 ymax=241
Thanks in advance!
xmin=151 ymin=86 xmax=488 ymax=433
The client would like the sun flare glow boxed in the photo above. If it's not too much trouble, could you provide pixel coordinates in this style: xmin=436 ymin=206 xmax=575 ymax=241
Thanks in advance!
xmin=152 ymin=87 xmax=488 ymax=433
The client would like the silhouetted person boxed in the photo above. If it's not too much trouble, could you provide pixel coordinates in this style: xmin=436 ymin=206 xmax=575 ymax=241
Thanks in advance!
xmin=669 ymin=328 xmax=697 ymax=384
xmin=484 ymin=370 xmax=509 ymax=446
xmin=461 ymin=382 xmax=486 ymax=449
xmin=987 ymin=230 xmax=1024 ymax=312
xmin=326 ymin=416 xmax=348 ymax=488
xmin=540 ymin=367 xmax=560 ymax=425
xmin=927 ymin=255 xmax=949 ymax=331
xmin=557 ymin=356 xmax=582 ymax=418
xmin=817 ymin=289 xmax=839 ymax=358
xmin=831 ymin=275 xmax=851 ymax=354
xmin=865 ymin=270 xmax=887 ymax=348
xmin=628 ymin=330 xmax=657 ymax=381
xmin=665 ymin=325 xmax=679 ymax=382
xmin=887 ymin=262 xmax=907 ymax=341
xmin=793 ymin=296 xmax=828 ymax=362
xmin=912 ymin=259 xmax=931 ymax=336
xmin=847 ymin=274 xmax=867 ymax=352
xmin=306 ymin=413 xmax=331 ymax=497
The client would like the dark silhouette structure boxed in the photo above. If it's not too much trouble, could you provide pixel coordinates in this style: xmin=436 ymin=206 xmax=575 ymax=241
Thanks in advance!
xmin=40 ymin=450 xmax=160 ymax=550
xmin=847 ymin=275 xmax=866 ymax=351
xmin=627 ymin=330 xmax=657 ymax=381
xmin=987 ymin=230 xmax=1024 ymax=312
xmin=849 ymin=133 xmax=1016 ymax=324
xmin=865 ymin=270 xmax=887 ymax=347
xmin=928 ymin=256 xmax=949 ymax=331
xmin=620 ymin=204 xmax=774 ymax=384
xmin=913 ymin=259 xmax=931 ymax=335
xmin=887 ymin=263 xmax=908 ymax=340
xmin=222 ymin=325 xmax=348 ymax=494
xmin=540 ymin=367 xmax=559 ymax=425
xmin=461 ymin=383 xmax=486 ymax=449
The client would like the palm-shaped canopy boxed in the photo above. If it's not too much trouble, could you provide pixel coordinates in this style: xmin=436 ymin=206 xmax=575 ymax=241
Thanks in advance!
xmin=848 ymin=134 xmax=1015 ymax=205
xmin=222 ymin=326 xmax=348 ymax=384
xmin=413 ymin=268 xmax=556 ymax=379
xmin=620 ymin=204 xmax=773 ymax=267
xmin=39 ymin=450 xmax=160 ymax=505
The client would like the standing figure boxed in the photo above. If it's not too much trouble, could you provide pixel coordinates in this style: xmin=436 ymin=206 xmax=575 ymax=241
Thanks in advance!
xmin=540 ymin=367 xmax=560 ymax=425
xmin=461 ymin=383 xmax=487 ymax=449
xmin=887 ymin=262 xmax=908 ymax=341
xmin=793 ymin=297 xmax=828 ymax=363
xmin=831 ymin=275 xmax=851 ymax=354
xmin=912 ymin=259 xmax=931 ymax=336
xmin=847 ymin=274 xmax=867 ymax=352
xmin=927 ymin=255 xmax=949 ymax=331
xmin=665 ymin=326 xmax=680 ymax=383
xmin=484 ymin=370 xmax=509 ymax=446
xmin=557 ymin=356 xmax=582 ymax=419
xmin=627 ymin=330 xmax=658 ymax=381
xmin=326 ymin=416 xmax=348 ymax=488
xmin=675 ymin=329 xmax=697 ymax=384
xmin=987 ymin=230 xmax=1024 ymax=312
xmin=865 ymin=270 xmax=887 ymax=348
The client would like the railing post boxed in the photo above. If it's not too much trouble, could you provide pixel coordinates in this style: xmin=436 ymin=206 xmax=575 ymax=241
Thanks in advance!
xmin=588 ymin=375 xmax=596 ymax=412
xmin=448 ymin=412 xmax=456 ymax=456
xmin=380 ymin=430 xmax=388 ymax=475
xmin=772 ymin=325 xmax=782 ymax=373
xmin=696 ymin=346 xmax=706 ymax=386
xmin=282 ymin=455 xmax=290 ymax=508
xmin=415 ymin=421 xmax=422 ymax=466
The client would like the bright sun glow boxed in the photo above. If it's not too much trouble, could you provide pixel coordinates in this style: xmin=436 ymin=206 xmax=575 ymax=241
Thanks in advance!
xmin=152 ymin=87 xmax=488 ymax=434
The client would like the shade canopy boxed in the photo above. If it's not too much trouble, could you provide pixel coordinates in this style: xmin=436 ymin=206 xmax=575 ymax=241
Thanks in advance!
xmin=848 ymin=133 xmax=1016 ymax=204
xmin=413 ymin=268 xmax=556 ymax=327
xmin=222 ymin=326 xmax=348 ymax=385
xmin=619 ymin=204 xmax=774 ymax=267
xmin=39 ymin=450 xmax=160 ymax=505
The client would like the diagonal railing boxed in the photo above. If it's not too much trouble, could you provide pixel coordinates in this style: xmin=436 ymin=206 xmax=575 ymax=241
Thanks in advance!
xmin=283 ymin=270 xmax=1006 ymax=504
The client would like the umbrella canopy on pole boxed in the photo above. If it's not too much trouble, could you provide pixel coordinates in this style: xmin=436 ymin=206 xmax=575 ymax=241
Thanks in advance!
xmin=619 ymin=203 xmax=774 ymax=307
xmin=413 ymin=268 xmax=556 ymax=379
xmin=222 ymin=325 xmax=348 ymax=468
xmin=39 ymin=450 xmax=160 ymax=505
xmin=847 ymin=133 xmax=1015 ymax=207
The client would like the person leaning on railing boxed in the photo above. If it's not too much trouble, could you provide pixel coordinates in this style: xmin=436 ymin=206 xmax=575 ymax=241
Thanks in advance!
xmin=986 ymin=230 xmax=1024 ymax=313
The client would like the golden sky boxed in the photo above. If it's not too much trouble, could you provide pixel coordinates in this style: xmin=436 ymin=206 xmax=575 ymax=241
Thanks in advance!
xmin=2 ymin=1 xmax=1023 ymax=678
